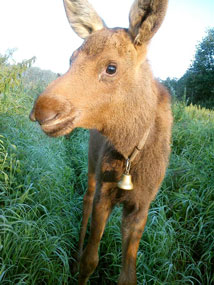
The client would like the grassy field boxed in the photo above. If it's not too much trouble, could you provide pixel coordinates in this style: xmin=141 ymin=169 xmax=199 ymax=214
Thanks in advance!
xmin=0 ymin=79 xmax=214 ymax=284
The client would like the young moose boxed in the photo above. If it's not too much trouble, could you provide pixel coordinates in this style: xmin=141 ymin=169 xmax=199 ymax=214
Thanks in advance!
xmin=30 ymin=0 xmax=172 ymax=283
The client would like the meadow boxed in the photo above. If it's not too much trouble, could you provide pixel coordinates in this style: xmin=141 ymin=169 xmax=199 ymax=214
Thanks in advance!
xmin=0 ymin=64 xmax=214 ymax=284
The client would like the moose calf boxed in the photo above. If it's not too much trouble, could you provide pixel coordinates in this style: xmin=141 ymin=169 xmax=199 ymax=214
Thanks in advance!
xmin=30 ymin=0 xmax=172 ymax=284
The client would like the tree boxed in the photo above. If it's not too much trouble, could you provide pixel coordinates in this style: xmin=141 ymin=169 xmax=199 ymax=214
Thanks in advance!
xmin=178 ymin=28 xmax=214 ymax=108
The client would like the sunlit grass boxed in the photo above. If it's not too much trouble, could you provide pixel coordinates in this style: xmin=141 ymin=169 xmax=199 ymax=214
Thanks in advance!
xmin=0 ymin=94 xmax=214 ymax=284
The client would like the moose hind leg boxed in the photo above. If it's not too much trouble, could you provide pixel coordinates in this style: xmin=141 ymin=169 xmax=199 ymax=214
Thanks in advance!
xmin=118 ymin=203 xmax=149 ymax=285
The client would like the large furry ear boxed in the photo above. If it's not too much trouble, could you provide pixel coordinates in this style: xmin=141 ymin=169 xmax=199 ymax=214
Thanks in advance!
xmin=63 ymin=0 xmax=104 ymax=39
xmin=129 ymin=0 xmax=168 ymax=45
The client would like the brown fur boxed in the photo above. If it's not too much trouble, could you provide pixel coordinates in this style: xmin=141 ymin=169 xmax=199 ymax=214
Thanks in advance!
xmin=129 ymin=0 xmax=168 ymax=44
xmin=30 ymin=0 xmax=172 ymax=284
xmin=63 ymin=0 xmax=104 ymax=39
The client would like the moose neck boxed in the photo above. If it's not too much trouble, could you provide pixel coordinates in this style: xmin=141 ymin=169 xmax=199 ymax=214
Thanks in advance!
xmin=101 ymin=82 xmax=156 ymax=159
xmin=102 ymin=119 xmax=146 ymax=159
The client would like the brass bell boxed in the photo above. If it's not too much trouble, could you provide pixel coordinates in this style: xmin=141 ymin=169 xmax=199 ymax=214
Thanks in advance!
xmin=117 ymin=159 xmax=134 ymax=190
xmin=117 ymin=173 xmax=134 ymax=190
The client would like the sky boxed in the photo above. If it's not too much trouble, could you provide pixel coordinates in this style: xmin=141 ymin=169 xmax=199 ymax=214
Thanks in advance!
xmin=0 ymin=0 xmax=213 ymax=79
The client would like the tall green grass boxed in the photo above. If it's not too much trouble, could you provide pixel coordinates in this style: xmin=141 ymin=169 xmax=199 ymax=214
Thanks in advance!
xmin=1 ymin=86 xmax=214 ymax=284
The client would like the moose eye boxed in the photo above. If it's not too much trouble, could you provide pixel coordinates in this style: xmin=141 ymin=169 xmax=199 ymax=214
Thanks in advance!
xmin=106 ymin=64 xmax=117 ymax=75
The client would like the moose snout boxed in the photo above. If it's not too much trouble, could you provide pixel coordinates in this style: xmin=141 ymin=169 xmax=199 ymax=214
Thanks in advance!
xmin=29 ymin=106 xmax=59 ymax=125
xmin=29 ymin=72 xmax=76 ymax=127
xmin=29 ymin=102 xmax=60 ymax=125
xmin=29 ymin=93 xmax=71 ymax=126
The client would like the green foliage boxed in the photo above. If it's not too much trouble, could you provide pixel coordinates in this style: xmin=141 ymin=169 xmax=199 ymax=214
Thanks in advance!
xmin=0 ymin=51 xmax=214 ymax=284
xmin=162 ymin=28 xmax=214 ymax=109
xmin=23 ymin=67 xmax=57 ymax=98
xmin=178 ymin=28 xmax=214 ymax=106
xmin=0 ymin=51 xmax=57 ymax=116
xmin=0 ymin=50 xmax=36 ymax=117
xmin=0 ymin=50 xmax=35 ymax=100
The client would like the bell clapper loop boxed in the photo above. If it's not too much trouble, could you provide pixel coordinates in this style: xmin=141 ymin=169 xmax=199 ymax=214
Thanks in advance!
xmin=125 ymin=158 xmax=131 ymax=174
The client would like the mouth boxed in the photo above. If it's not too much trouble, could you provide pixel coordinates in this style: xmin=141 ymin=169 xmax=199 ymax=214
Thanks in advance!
xmin=40 ymin=114 xmax=79 ymax=137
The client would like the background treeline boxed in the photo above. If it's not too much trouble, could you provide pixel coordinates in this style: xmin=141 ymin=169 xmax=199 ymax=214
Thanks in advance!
xmin=0 ymin=32 xmax=214 ymax=284
xmin=162 ymin=28 xmax=214 ymax=109
xmin=0 ymin=49 xmax=57 ymax=109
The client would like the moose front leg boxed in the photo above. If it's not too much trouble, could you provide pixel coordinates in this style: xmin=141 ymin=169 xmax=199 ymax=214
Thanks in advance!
xmin=78 ymin=172 xmax=96 ymax=260
xmin=78 ymin=187 xmax=114 ymax=285
xmin=118 ymin=203 xmax=149 ymax=285
xmin=70 ymin=172 xmax=96 ymax=275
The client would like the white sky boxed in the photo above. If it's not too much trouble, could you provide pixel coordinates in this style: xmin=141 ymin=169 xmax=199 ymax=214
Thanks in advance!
xmin=0 ymin=0 xmax=214 ymax=79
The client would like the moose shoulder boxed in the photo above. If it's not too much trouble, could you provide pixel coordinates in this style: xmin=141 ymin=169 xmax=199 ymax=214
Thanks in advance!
xmin=30 ymin=0 xmax=172 ymax=284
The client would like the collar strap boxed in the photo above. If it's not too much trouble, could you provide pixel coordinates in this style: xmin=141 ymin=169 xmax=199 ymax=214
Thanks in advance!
xmin=117 ymin=127 xmax=151 ymax=191
xmin=128 ymin=127 xmax=151 ymax=163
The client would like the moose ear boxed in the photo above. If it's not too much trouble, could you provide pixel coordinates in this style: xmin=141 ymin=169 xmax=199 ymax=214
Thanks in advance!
xmin=129 ymin=0 xmax=168 ymax=45
xmin=63 ymin=0 xmax=104 ymax=39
